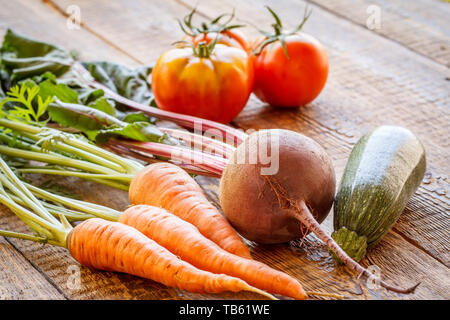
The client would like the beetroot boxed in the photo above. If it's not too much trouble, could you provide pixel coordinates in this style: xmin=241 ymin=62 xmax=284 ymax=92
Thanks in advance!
xmin=219 ymin=129 xmax=335 ymax=243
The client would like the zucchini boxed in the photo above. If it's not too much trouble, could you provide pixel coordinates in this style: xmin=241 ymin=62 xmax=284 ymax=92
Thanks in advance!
xmin=331 ymin=125 xmax=426 ymax=262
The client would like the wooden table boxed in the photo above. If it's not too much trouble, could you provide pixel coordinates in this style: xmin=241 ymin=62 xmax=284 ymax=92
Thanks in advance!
xmin=0 ymin=0 xmax=449 ymax=300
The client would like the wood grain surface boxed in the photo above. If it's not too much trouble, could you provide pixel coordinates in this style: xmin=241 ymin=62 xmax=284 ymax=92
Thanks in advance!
xmin=0 ymin=0 xmax=448 ymax=300
xmin=310 ymin=0 xmax=450 ymax=67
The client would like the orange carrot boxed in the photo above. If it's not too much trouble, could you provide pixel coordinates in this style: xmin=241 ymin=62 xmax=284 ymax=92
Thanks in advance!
xmin=129 ymin=162 xmax=251 ymax=259
xmin=119 ymin=205 xmax=308 ymax=300
xmin=67 ymin=218 xmax=274 ymax=298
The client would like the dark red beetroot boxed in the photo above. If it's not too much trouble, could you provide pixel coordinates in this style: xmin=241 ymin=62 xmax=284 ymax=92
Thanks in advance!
xmin=219 ymin=129 xmax=335 ymax=243
xmin=219 ymin=129 xmax=418 ymax=294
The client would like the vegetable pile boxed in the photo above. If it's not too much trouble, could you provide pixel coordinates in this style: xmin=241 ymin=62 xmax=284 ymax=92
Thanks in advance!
xmin=0 ymin=6 xmax=427 ymax=300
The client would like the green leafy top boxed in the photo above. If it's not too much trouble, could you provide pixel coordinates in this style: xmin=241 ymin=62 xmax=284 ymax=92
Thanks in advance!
xmin=0 ymin=29 xmax=157 ymax=118
xmin=0 ymin=83 xmax=52 ymax=123
xmin=0 ymin=29 xmax=74 ymax=86
xmin=81 ymin=61 xmax=155 ymax=108
xmin=0 ymin=81 xmax=173 ymax=146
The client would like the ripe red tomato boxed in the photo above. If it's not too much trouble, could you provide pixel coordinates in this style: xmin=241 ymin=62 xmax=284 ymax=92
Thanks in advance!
xmin=251 ymin=7 xmax=328 ymax=107
xmin=152 ymin=43 xmax=254 ymax=124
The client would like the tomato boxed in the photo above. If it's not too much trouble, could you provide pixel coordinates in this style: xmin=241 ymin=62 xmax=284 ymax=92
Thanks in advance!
xmin=152 ymin=43 xmax=254 ymax=124
xmin=252 ymin=34 xmax=328 ymax=107
xmin=251 ymin=7 xmax=328 ymax=107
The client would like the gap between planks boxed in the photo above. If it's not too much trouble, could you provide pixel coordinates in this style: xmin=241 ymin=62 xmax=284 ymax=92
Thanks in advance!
xmin=307 ymin=0 xmax=438 ymax=64
xmin=392 ymin=226 xmax=448 ymax=267
xmin=306 ymin=0 xmax=450 ymax=68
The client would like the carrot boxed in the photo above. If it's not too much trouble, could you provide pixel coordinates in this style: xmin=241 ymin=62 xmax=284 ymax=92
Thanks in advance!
xmin=119 ymin=205 xmax=308 ymax=299
xmin=129 ymin=162 xmax=251 ymax=259
xmin=67 ymin=218 xmax=274 ymax=298
xmin=0 ymin=156 xmax=274 ymax=299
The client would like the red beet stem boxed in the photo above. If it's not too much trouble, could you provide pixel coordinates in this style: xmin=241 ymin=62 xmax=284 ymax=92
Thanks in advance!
xmin=160 ymin=127 xmax=235 ymax=159
xmin=104 ymin=143 xmax=221 ymax=178
xmin=109 ymin=140 xmax=227 ymax=176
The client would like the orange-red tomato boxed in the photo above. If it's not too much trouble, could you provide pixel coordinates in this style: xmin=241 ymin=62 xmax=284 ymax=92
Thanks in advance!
xmin=252 ymin=33 xmax=328 ymax=107
xmin=152 ymin=44 xmax=254 ymax=124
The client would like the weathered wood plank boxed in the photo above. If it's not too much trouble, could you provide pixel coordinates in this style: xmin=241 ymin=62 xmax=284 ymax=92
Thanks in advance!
xmin=47 ymin=0 xmax=188 ymax=65
xmin=309 ymin=0 xmax=450 ymax=67
xmin=0 ymin=231 xmax=66 ymax=300
xmin=0 ymin=0 xmax=137 ymax=66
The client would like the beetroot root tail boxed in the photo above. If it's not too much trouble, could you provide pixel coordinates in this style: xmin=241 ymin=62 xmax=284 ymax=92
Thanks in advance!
xmin=290 ymin=200 xmax=419 ymax=295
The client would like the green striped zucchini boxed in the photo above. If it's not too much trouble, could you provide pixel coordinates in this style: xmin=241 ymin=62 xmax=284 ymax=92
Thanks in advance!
xmin=331 ymin=125 xmax=426 ymax=262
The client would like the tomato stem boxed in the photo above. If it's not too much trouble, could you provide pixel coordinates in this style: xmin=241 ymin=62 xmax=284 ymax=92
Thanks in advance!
xmin=197 ymin=41 xmax=211 ymax=58
xmin=252 ymin=6 xmax=312 ymax=58
xmin=178 ymin=7 xmax=244 ymax=37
